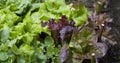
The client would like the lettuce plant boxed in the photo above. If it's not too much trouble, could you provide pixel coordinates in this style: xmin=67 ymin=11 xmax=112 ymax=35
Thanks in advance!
xmin=0 ymin=0 xmax=111 ymax=63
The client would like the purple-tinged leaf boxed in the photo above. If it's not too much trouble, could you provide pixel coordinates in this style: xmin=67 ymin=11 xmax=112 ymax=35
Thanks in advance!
xmin=60 ymin=44 xmax=72 ymax=63
xmin=60 ymin=26 xmax=74 ymax=42
xmin=95 ymin=42 xmax=108 ymax=58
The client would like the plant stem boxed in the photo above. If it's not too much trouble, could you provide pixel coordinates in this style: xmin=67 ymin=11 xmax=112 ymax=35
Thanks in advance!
xmin=91 ymin=53 xmax=96 ymax=63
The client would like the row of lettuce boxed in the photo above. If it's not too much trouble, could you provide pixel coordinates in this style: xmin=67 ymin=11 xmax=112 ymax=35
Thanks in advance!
xmin=0 ymin=0 xmax=88 ymax=63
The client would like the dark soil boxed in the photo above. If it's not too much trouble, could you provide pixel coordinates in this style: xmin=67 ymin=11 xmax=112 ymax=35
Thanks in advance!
xmin=99 ymin=0 xmax=120 ymax=63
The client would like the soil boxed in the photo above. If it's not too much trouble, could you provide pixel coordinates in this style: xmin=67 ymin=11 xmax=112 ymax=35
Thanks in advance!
xmin=99 ymin=0 xmax=120 ymax=63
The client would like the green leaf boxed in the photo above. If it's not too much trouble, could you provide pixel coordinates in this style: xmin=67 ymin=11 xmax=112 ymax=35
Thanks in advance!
xmin=15 ymin=0 xmax=31 ymax=15
xmin=22 ymin=33 xmax=33 ymax=44
xmin=17 ymin=56 xmax=26 ymax=63
xmin=0 ymin=25 xmax=9 ymax=41
xmin=72 ymin=4 xmax=88 ymax=26
xmin=44 ymin=36 xmax=54 ymax=46
xmin=31 ymin=12 xmax=40 ymax=22
xmin=7 ymin=51 xmax=16 ymax=63
xmin=73 ymin=14 xmax=87 ymax=26
xmin=38 ymin=53 xmax=47 ymax=62
xmin=46 ymin=46 xmax=55 ymax=58
xmin=8 ymin=39 xmax=17 ymax=47
xmin=19 ymin=44 xmax=34 ymax=56
xmin=0 ymin=52 xmax=8 ymax=61
xmin=0 ymin=42 xmax=9 ymax=51
xmin=31 ymin=3 xmax=41 ymax=12
xmin=14 ymin=23 xmax=25 ymax=35
xmin=11 ymin=45 xmax=20 ymax=55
